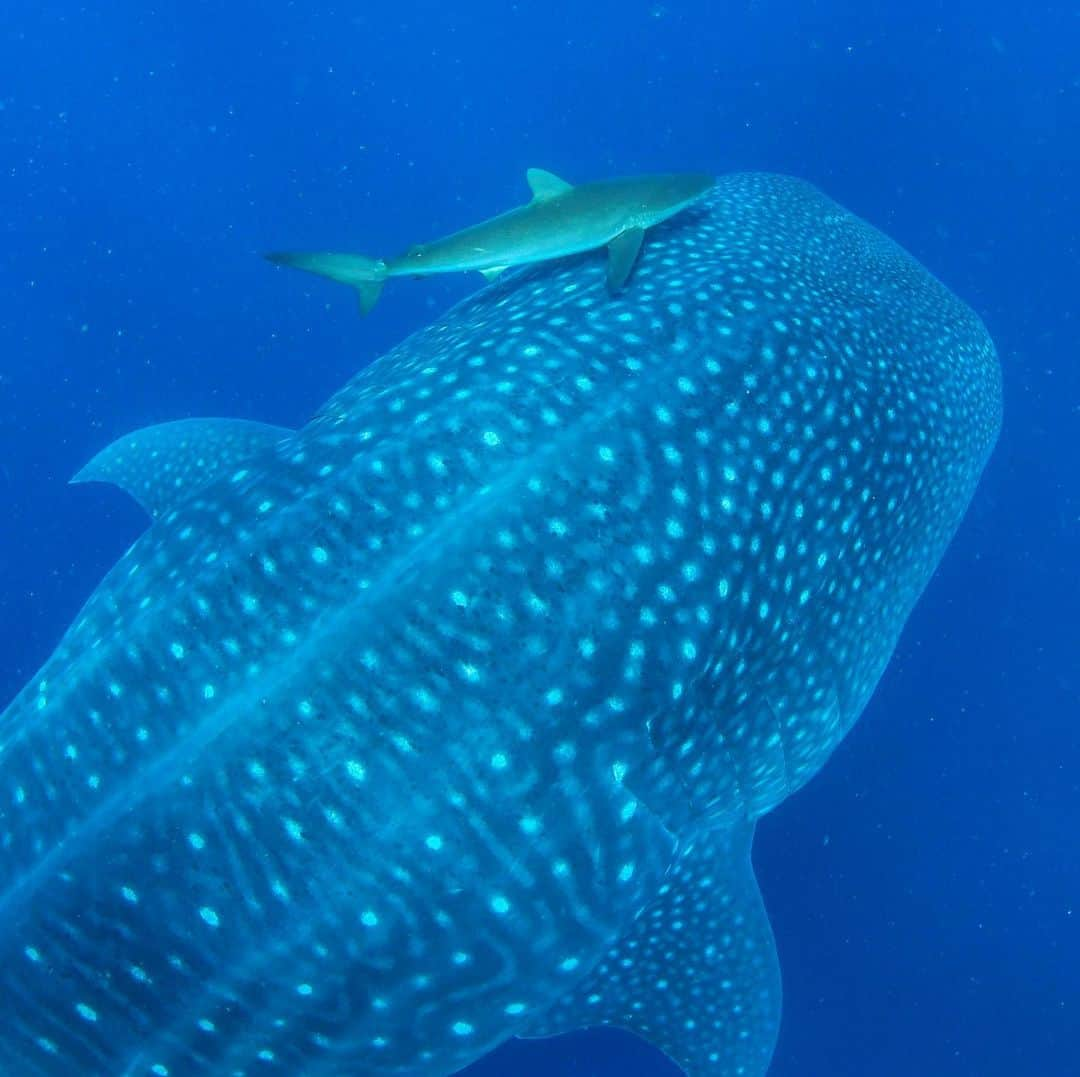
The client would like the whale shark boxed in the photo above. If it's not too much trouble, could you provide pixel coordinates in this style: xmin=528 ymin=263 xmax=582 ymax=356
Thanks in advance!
xmin=266 ymin=168 xmax=715 ymax=313
xmin=0 ymin=173 xmax=1001 ymax=1076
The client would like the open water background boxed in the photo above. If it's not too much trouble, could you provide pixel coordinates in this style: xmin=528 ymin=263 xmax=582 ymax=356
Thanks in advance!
xmin=1 ymin=2 xmax=1077 ymax=1073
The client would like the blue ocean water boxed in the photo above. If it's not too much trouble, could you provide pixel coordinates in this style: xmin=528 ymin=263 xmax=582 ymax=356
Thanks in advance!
xmin=0 ymin=1 xmax=1075 ymax=1075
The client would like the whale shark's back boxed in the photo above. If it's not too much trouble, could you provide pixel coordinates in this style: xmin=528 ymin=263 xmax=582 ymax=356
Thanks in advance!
xmin=0 ymin=174 xmax=1000 ymax=1077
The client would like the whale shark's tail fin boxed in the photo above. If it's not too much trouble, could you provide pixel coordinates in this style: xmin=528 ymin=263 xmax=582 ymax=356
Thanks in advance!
xmin=265 ymin=251 xmax=388 ymax=315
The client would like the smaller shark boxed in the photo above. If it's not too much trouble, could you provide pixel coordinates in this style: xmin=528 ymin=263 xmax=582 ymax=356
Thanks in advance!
xmin=265 ymin=168 xmax=714 ymax=313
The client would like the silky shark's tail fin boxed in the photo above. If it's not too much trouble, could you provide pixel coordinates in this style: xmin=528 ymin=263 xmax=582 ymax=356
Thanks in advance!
xmin=265 ymin=251 xmax=388 ymax=315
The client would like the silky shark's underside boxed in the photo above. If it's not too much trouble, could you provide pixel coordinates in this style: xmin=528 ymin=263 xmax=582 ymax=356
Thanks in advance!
xmin=0 ymin=173 xmax=1000 ymax=1076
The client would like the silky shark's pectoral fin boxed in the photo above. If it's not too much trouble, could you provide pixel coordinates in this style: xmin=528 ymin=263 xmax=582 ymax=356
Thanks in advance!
xmin=525 ymin=822 xmax=780 ymax=1077
xmin=71 ymin=418 xmax=292 ymax=519
xmin=354 ymin=277 xmax=385 ymax=314
xmin=479 ymin=265 xmax=510 ymax=281
xmin=265 ymin=251 xmax=388 ymax=315
xmin=526 ymin=167 xmax=573 ymax=201
xmin=606 ymin=227 xmax=645 ymax=291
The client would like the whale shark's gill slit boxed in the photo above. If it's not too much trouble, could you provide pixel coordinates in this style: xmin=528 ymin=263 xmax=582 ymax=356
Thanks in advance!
xmin=762 ymin=693 xmax=793 ymax=799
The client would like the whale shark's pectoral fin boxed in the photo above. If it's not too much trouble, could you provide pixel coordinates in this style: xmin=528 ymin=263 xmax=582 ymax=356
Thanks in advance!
xmin=479 ymin=265 xmax=510 ymax=281
xmin=526 ymin=167 xmax=573 ymax=201
xmin=524 ymin=822 xmax=780 ymax=1077
xmin=71 ymin=417 xmax=292 ymax=520
xmin=606 ymin=227 xmax=645 ymax=291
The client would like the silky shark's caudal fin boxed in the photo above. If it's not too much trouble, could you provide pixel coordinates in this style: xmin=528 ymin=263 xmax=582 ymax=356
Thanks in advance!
xmin=525 ymin=822 xmax=781 ymax=1076
xmin=71 ymin=418 xmax=292 ymax=519
xmin=265 ymin=251 xmax=388 ymax=314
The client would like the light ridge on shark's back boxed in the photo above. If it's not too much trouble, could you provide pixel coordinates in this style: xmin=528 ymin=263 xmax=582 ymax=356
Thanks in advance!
xmin=0 ymin=173 xmax=1000 ymax=1075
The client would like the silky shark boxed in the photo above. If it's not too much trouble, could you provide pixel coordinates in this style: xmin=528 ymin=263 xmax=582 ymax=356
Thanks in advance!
xmin=266 ymin=167 xmax=714 ymax=313
xmin=0 ymin=174 xmax=1000 ymax=1076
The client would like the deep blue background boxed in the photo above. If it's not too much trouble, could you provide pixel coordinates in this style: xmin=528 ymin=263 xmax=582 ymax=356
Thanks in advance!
xmin=1 ymin=1 xmax=1077 ymax=1074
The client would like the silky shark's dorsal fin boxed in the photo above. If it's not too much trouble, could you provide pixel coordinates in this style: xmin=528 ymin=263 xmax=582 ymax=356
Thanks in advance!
xmin=71 ymin=418 xmax=292 ymax=519
xmin=526 ymin=167 xmax=573 ymax=201
xmin=524 ymin=822 xmax=781 ymax=1076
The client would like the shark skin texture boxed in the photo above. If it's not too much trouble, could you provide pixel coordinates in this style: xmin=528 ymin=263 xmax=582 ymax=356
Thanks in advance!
xmin=0 ymin=173 xmax=1001 ymax=1077
xmin=265 ymin=167 xmax=716 ymax=313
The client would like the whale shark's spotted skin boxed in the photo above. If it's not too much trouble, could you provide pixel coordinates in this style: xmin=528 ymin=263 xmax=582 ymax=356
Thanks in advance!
xmin=0 ymin=174 xmax=1000 ymax=1076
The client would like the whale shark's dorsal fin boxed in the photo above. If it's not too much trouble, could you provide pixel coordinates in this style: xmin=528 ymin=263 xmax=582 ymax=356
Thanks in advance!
xmin=71 ymin=417 xmax=292 ymax=520
xmin=524 ymin=822 xmax=780 ymax=1076
xmin=526 ymin=168 xmax=573 ymax=201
